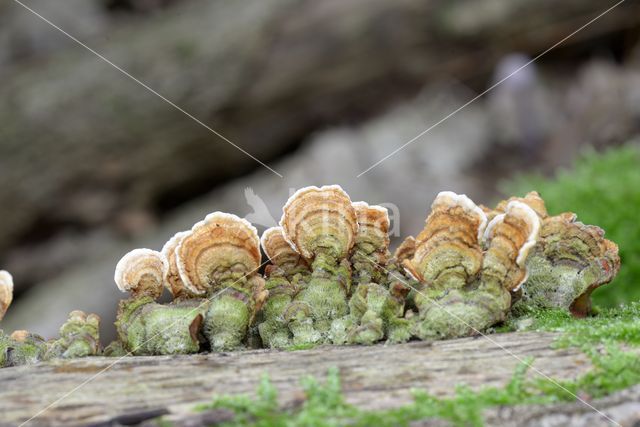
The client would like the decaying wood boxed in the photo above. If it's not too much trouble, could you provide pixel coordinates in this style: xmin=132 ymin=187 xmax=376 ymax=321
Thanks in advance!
xmin=0 ymin=331 xmax=600 ymax=426
xmin=1 ymin=0 xmax=639 ymax=257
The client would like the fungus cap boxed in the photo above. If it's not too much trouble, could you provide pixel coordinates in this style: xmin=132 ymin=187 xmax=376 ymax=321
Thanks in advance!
xmin=406 ymin=191 xmax=487 ymax=282
xmin=161 ymin=231 xmax=194 ymax=298
xmin=114 ymin=248 xmax=168 ymax=299
xmin=176 ymin=212 xmax=260 ymax=295
xmin=352 ymin=202 xmax=390 ymax=257
xmin=280 ymin=185 xmax=358 ymax=260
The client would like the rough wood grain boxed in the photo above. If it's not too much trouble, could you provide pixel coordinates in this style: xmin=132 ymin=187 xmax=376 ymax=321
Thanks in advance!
xmin=482 ymin=385 xmax=640 ymax=427
xmin=0 ymin=331 xmax=597 ymax=426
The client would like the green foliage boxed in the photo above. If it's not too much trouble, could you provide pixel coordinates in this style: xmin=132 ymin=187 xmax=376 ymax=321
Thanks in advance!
xmin=194 ymin=305 xmax=640 ymax=427
xmin=502 ymin=144 xmax=640 ymax=306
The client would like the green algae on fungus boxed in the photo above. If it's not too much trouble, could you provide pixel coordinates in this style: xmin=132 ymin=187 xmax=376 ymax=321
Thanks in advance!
xmin=114 ymin=248 xmax=207 ymax=355
xmin=176 ymin=212 xmax=268 ymax=352
xmin=0 ymin=330 xmax=48 ymax=367
xmin=46 ymin=310 xmax=102 ymax=359
xmin=257 ymin=226 xmax=310 ymax=349
xmin=276 ymin=186 xmax=358 ymax=346
xmin=0 ymin=271 xmax=102 ymax=366
xmin=404 ymin=192 xmax=540 ymax=339
xmin=519 ymin=213 xmax=620 ymax=316
xmin=116 ymin=296 xmax=207 ymax=355
xmin=489 ymin=192 xmax=621 ymax=317
xmin=332 ymin=202 xmax=412 ymax=345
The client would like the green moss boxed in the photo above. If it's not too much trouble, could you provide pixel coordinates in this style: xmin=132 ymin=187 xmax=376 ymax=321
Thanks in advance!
xmin=285 ymin=342 xmax=317 ymax=352
xmin=506 ymin=302 xmax=640 ymax=348
xmin=502 ymin=144 xmax=640 ymax=306
xmin=189 ymin=304 xmax=640 ymax=427
xmin=193 ymin=348 xmax=639 ymax=427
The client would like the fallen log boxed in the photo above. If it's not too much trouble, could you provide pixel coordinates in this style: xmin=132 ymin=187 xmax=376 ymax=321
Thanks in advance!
xmin=0 ymin=331 xmax=598 ymax=426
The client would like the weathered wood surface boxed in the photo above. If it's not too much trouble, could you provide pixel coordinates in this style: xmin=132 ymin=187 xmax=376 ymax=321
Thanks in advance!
xmin=0 ymin=331 xmax=601 ymax=426
xmin=481 ymin=385 xmax=640 ymax=427
xmin=2 ymin=0 xmax=639 ymax=257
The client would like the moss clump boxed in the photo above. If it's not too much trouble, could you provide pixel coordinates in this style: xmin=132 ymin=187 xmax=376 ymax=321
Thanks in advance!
xmin=505 ymin=301 xmax=640 ymax=348
xmin=503 ymin=144 xmax=640 ymax=306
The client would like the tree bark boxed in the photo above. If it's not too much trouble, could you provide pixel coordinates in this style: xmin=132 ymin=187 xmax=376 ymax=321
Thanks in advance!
xmin=0 ymin=331 xmax=616 ymax=426
xmin=1 ymin=0 xmax=639 ymax=254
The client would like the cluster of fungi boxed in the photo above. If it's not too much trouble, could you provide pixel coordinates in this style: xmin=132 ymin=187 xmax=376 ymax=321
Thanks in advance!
xmin=0 ymin=186 xmax=620 ymax=365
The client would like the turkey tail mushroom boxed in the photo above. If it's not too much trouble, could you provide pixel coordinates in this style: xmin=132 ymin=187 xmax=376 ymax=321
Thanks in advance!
xmin=352 ymin=202 xmax=390 ymax=262
xmin=161 ymin=231 xmax=197 ymax=299
xmin=523 ymin=212 xmax=620 ymax=316
xmin=280 ymin=185 xmax=358 ymax=262
xmin=114 ymin=249 xmax=168 ymax=300
xmin=404 ymin=191 xmax=487 ymax=286
xmin=176 ymin=212 xmax=260 ymax=296
xmin=261 ymin=226 xmax=308 ymax=275
xmin=481 ymin=201 xmax=541 ymax=292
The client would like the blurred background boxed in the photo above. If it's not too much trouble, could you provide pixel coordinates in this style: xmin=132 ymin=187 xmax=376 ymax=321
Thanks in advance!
xmin=1 ymin=0 xmax=640 ymax=342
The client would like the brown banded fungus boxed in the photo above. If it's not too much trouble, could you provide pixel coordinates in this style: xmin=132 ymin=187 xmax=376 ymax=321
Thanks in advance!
xmin=405 ymin=192 xmax=541 ymax=339
xmin=176 ymin=212 xmax=267 ymax=351
xmin=277 ymin=185 xmax=358 ymax=346
xmin=114 ymin=248 xmax=205 ymax=355
xmin=333 ymin=202 xmax=412 ymax=345
xmin=257 ymin=226 xmax=310 ymax=348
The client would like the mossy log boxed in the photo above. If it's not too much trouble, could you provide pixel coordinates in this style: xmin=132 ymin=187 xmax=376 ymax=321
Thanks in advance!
xmin=1 ymin=0 xmax=639 ymax=257
xmin=2 ymin=331 xmax=636 ymax=426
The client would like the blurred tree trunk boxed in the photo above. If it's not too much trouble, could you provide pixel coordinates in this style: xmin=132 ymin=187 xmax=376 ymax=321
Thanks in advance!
xmin=1 ymin=0 xmax=638 ymax=257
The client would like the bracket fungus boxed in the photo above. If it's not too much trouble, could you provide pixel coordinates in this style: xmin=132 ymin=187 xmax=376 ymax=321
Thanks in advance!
xmin=261 ymin=226 xmax=309 ymax=278
xmin=405 ymin=192 xmax=541 ymax=339
xmin=114 ymin=248 xmax=168 ymax=300
xmin=162 ymin=231 xmax=198 ymax=300
xmin=0 ymin=330 xmax=48 ymax=368
xmin=0 ymin=186 xmax=624 ymax=366
xmin=176 ymin=212 xmax=267 ymax=351
xmin=46 ymin=310 xmax=102 ymax=359
xmin=331 ymin=202 xmax=412 ymax=345
xmin=519 ymin=211 xmax=619 ymax=317
xmin=274 ymin=185 xmax=358 ymax=346
xmin=280 ymin=185 xmax=358 ymax=262
xmin=393 ymin=236 xmax=416 ymax=265
xmin=114 ymin=248 xmax=205 ymax=355
xmin=349 ymin=202 xmax=391 ymax=283
xmin=258 ymin=226 xmax=309 ymax=348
